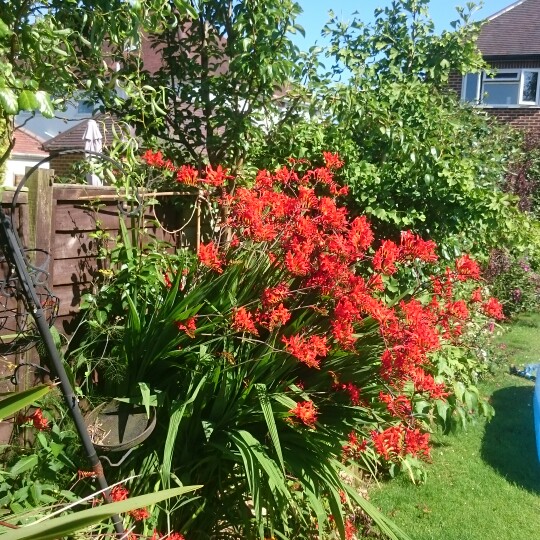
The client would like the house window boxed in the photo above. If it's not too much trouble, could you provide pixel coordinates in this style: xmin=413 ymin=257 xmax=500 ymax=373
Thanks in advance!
xmin=462 ymin=69 xmax=540 ymax=106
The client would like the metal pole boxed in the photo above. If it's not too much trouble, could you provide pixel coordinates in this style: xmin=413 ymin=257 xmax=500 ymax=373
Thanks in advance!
xmin=0 ymin=209 xmax=125 ymax=537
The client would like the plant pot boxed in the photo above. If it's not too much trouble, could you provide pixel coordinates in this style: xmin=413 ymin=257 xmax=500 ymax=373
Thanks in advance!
xmin=84 ymin=399 xmax=156 ymax=453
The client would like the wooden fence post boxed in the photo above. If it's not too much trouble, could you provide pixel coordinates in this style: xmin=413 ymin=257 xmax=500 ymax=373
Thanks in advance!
xmin=26 ymin=168 xmax=55 ymax=274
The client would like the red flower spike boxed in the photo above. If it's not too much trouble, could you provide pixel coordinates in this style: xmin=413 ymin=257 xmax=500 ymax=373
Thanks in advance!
xmin=483 ymin=297 xmax=505 ymax=320
xmin=176 ymin=317 xmax=197 ymax=338
xmin=323 ymin=151 xmax=344 ymax=169
xmin=204 ymin=164 xmax=232 ymax=187
xmin=471 ymin=287 xmax=482 ymax=303
xmin=231 ymin=307 xmax=259 ymax=335
xmin=455 ymin=254 xmax=480 ymax=281
xmin=345 ymin=518 xmax=357 ymax=540
xmin=129 ymin=507 xmax=150 ymax=521
xmin=290 ymin=400 xmax=318 ymax=427
xmin=110 ymin=485 xmax=129 ymax=502
xmin=142 ymin=149 xmax=165 ymax=168
xmin=373 ymin=240 xmax=401 ymax=275
xmin=176 ymin=165 xmax=199 ymax=186
xmin=28 ymin=409 xmax=49 ymax=431
xmin=198 ymin=241 xmax=223 ymax=273
xmin=282 ymin=334 xmax=329 ymax=369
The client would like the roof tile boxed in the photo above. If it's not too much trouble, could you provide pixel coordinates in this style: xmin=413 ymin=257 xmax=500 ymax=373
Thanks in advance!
xmin=477 ymin=0 xmax=540 ymax=57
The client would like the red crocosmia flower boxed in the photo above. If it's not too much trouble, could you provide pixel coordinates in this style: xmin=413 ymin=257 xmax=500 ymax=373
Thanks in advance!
xmin=371 ymin=426 xmax=404 ymax=461
xmin=348 ymin=216 xmax=374 ymax=252
xmin=290 ymin=400 xmax=318 ymax=427
xmin=322 ymin=151 xmax=344 ymax=170
xmin=176 ymin=317 xmax=196 ymax=338
xmin=344 ymin=382 xmax=361 ymax=405
xmin=231 ymin=307 xmax=259 ymax=335
xmin=264 ymin=303 xmax=291 ymax=331
xmin=373 ymin=240 xmax=401 ymax=275
xmin=26 ymin=409 xmax=49 ymax=431
xmin=142 ymin=149 xmax=165 ymax=168
xmin=284 ymin=245 xmax=312 ymax=276
xmin=176 ymin=165 xmax=199 ymax=186
xmin=331 ymin=319 xmax=356 ymax=350
xmin=282 ymin=334 xmax=329 ymax=369
xmin=342 ymin=430 xmax=368 ymax=460
xmin=470 ymin=287 xmax=483 ymax=303
xmin=404 ymin=427 xmax=431 ymax=459
xmin=254 ymin=169 xmax=273 ymax=189
xmin=163 ymin=272 xmax=172 ymax=288
xmin=455 ymin=254 xmax=480 ymax=281
xmin=446 ymin=299 xmax=469 ymax=320
xmin=198 ymin=241 xmax=223 ymax=273
xmin=367 ymin=273 xmax=385 ymax=291
xmin=261 ymin=284 xmax=290 ymax=307
xmin=345 ymin=518 xmax=357 ymax=540
xmin=483 ymin=297 xmax=505 ymax=320
xmin=110 ymin=485 xmax=129 ymax=502
xmin=274 ymin=165 xmax=299 ymax=185
xmin=129 ymin=507 xmax=150 ymax=521
xmin=410 ymin=368 xmax=449 ymax=400
xmin=379 ymin=392 xmax=412 ymax=418
xmin=152 ymin=533 xmax=185 ymax=540
xmin=400 ymin=230 xmax=438 ymax=263
xmin=204 ymin=164 xmax=231 ymax=186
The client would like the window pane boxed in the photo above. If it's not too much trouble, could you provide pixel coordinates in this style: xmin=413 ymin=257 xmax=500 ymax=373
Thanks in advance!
xmin=464 ymin=73 xmax=479 ymax=102
xmin=522 ymin=71 xmax=539 ymax=103
xmin=486 ymin=72 xmax=519 ymax=80
xmin=482 ymin=82 xmax=519 ymax=105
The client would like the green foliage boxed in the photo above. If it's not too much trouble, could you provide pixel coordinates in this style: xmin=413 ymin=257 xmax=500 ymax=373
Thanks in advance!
xmin=0 ymin=0 xmax=195 ymax=168
xmin=104 ymin=0 xmax=304 ymax=170
xmin=2 ymin=486 xmax=200 ymax=540
xmin=0 ymin=385 xmax=51 ymax=421
xmin=256 ymin=0 xmax=524 ymax=259
xmin=69 ymin=156 xmax=504 ymax=538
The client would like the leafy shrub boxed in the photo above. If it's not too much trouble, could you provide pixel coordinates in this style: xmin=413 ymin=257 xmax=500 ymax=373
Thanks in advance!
xmin=484 ymin=249 xmax=540 ymax=317
xmin=71 ymin=153 xmax=504 ymax=539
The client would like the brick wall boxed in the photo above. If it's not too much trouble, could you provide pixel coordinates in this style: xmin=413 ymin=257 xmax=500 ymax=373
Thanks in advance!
xmin=447 ymin=71 xmax=463 ymax=96
xmin=49 ymin=153 xmax=84 ymax=178
xmin=447 ymin=59 xmax=540 ymax=135
xmin=488 ymin=108 xmax=540 ymax=133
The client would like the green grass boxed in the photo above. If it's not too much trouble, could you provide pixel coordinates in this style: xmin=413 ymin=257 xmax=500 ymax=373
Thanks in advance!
xmin=365 ymin=313 xmax=540 ymax=540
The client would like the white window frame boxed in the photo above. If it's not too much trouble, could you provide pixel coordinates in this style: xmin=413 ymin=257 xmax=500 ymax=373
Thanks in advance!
xmin=462 ymin=68 xmax=540 ymax=107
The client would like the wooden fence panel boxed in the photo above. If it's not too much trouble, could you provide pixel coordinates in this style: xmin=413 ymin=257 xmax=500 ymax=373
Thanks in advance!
xmin=48 ymin=185 xmax=200 ymax=330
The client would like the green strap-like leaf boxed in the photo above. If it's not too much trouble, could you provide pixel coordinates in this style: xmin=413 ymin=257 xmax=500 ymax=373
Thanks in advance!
xmin=0 ymin=385 xmax=51 ymax=421
xmin=255 ymin=383 xmax=285 ymax=474
xmin=2 ymin=486 xmax=201 ymax=540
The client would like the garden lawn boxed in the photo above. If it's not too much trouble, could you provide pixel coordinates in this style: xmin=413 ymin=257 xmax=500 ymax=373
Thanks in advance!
xmin=365 ymin=313 xmax=540 ymax=540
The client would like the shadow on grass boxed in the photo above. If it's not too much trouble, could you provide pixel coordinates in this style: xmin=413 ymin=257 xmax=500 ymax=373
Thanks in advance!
xmin=481 ymin=385 xmax=540 ymax=494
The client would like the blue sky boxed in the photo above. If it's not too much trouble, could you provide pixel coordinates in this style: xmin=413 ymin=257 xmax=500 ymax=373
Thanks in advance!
xmin=293 ymin=1 xmax=514 ymax=48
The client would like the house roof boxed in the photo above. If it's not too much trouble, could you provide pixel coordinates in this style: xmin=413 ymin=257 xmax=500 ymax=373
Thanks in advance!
xmin=477 ymin=0 xmax=540 ymax=57
xmin=12 ymin=128 xmax=48 ymax=157
xmin=42 ymin=114 xmax=121 ymax=151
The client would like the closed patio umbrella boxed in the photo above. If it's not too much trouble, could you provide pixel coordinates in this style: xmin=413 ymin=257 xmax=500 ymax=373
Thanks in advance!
xmin=83 ymin=119 xmax=103 ymax=186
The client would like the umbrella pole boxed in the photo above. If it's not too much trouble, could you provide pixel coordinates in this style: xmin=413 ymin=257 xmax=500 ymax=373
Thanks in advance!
xmin=0 ymin=209 xmax=125 ymax=537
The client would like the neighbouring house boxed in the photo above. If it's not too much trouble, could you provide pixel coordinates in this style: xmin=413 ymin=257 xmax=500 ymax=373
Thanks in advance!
xmin=450 ymin=0 xmax=540 ymax=133
xmin=3 ymin=128 xmax=49 ymax=187
xmin=41 ymin=114 xmax=122 ymax=179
